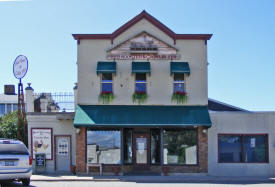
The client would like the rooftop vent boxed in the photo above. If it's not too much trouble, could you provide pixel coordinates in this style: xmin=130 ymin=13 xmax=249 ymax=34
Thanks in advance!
xmin=4 ymin=85 xmax=16 ymax=95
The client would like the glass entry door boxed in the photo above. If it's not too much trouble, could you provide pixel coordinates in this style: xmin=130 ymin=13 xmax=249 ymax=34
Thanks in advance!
xmin=134 ymin=134 xmax=149 ymax=165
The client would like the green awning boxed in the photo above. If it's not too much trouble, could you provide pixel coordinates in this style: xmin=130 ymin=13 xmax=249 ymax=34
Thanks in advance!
xmin=170 ymin=62 xmax=190 ymax=76
xmin=74 ymin=105 xmax=211 ymax=127
xmin=132 ymin=62 xmax=151 ymax=74
xmin=96 ymin=61 xmax=116 ymax=74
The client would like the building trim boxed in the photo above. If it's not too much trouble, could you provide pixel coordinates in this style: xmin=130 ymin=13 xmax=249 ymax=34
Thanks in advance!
xmin=72 ymin=10 xmax=212 ymax=43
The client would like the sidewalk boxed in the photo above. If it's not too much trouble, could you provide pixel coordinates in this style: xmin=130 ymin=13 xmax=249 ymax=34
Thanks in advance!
xmin=31 ymin=174 xmax=275 ymax=183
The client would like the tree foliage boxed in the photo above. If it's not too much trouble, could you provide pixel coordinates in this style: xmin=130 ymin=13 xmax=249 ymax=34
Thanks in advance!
xmin=0 ymin=111 xmax=18 ymax=139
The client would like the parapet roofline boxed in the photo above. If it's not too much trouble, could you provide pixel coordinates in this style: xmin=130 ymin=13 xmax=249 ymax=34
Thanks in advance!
xmin=72 ymin=10 xmax=212 ymax=41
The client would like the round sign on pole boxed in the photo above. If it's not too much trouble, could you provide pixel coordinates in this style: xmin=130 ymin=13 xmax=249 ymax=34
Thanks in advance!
xmin=13 ymin=55 xmax=28 ymax=79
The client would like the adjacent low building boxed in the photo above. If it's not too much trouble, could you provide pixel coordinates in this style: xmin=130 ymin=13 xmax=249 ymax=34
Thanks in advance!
xmin=0 ymin=85 xmax=18 ymax=116
xmin=25 ymin=11 xmax=275 ymax=176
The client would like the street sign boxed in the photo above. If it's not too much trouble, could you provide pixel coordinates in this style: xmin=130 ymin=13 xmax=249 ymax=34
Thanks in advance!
xmin=13 ymin=55 xmax=28 ymax=79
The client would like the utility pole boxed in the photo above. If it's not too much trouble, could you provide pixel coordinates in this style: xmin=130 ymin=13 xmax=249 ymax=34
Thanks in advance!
xmin=17 ymin=79 xmax=28 ymax=146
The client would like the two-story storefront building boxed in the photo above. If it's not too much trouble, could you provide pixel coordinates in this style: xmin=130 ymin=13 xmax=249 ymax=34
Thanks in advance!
xmin=72 ymin=10 xmax=212 ymax=174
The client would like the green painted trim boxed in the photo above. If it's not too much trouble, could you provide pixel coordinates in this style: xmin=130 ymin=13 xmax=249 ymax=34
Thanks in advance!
xmin=96 ymin=61 xmax=116 ymax=75
xmin=74 ymin=105 xmax=212 ymax=128
xmin=170 ymin=62 xmax=190 ymax=76
xmin=132 ymin=62 xmax=151 ymax=75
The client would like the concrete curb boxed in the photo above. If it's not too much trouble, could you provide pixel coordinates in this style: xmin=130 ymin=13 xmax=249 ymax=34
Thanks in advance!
xmin=30 ymin=176 xmax=275 ymax=183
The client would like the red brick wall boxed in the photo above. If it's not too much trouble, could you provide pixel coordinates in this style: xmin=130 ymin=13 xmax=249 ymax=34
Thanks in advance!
xmin=198 ymin=126 xmax=208 ymax=172
xmin=76 ymin=127 xmax=86 ymax=172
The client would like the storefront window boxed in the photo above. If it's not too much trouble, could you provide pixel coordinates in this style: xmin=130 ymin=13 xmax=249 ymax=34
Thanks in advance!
xmin=218 ymin=135 xmax=242 ymax=162
xmin=244 ymin=135 xmax=267 ymax=162
xmin=163 ymin=129 xmax=197 ymax=165
xmin=244 ymin=135 xmax=267 ymax=163
xmin=151 ymin=129 xmax=160 ymax=164
xmin=218 ymin=134 xmax=268 ymax=163
xmin=123 ymin=129 xmax=133 ymax=164
xmin=86 ymin=130 xmax=121 ymax=164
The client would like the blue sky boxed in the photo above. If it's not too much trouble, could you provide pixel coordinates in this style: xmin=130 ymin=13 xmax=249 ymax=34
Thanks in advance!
xmin=0 ymin=0 xmax=274 ymax=111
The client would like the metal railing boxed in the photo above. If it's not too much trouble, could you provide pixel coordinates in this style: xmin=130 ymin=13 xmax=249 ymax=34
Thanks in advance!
xmin=33 ymin=92 xmax=74 ymax=112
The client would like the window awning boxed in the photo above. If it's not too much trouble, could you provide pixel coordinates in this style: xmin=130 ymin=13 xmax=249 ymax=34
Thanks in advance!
xmin=74 ymin=105 xmax=211 ymax=127
xmin=132 ymin=62 xmax=151 ymax=74
xmin=96 ymin=61 xmax=116 ymax=74
xmin=170 ymin=62 xmax=190 ymax=76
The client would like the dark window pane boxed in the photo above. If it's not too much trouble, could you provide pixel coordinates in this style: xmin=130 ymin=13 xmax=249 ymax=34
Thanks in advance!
xmin=151 ymin=129 xmax=161 ymax=164
xmin=163 ymin=129 xmax=197 ymax=165
xmin=0 ymin=104 xmax=5 ymax=116
xmin=244 ymin=135 xmax=267 ymax=163
xmin=174 ymin=74 xmax=184 ymax=81
xmin=123 ymin=129 xmax=133 ymax=164
xmin=136 ymin=73 xmax=146 ymax=81
xmin=174 ymin=83 xmax=184 ymax=93
xmin=0 ymin=144 xmax=29 ymax=155
xmin=7 ymin=104 xmax=12 ymax=113
xmin=86 ymin=130 xmax=121 ymax=164
xmin=102 ymin=83 xmax=112 ymax=92
xmin=102 ymin=73 xmax=112 ymax=80
xmin=135 ymin=83 xmax=146 ymax=92
xmin=218 ymin=135 xmax=242 ymax=162
xmin=13 ymin=104 xmax=18 ymax=111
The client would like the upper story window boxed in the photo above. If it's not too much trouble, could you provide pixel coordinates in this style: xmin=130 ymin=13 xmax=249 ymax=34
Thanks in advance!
xmin=173 ymin=74 xmax=185 ymax=93
xmin=135 ymin=73 xmax=147 ymax=93
xmin=101 ymin=73 xmax=113 ymax=93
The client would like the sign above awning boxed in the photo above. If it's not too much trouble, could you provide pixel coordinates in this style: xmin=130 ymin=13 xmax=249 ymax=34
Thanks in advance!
xmin=96 ymin=61 xmax=116 ymax=74
xmin=74 ymin=105 xmax=211 ymax=127
xmin=132 ymin=62 xmax=151 ymax=74
xmin=170 ymin=62 xmax=190 ymax=76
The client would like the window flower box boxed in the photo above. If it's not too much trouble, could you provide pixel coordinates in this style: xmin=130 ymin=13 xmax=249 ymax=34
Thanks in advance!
xmin=171 ymin=91 xmax=187 ymax=104
xmin=98 ymin=91 xmax=115 ymax=104
xmin=132 ymin=91 xmax=148 ymax=104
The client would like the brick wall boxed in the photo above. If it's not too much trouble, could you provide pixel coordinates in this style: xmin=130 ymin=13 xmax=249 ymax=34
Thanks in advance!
xmin=198 ymin=126 xmax=208 ymax=172
xmin=76 ymin=127 xmax=86 ymax=172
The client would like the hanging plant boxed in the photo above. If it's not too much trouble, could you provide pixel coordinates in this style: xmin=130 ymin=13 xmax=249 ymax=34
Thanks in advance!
xmin=132 ymin=91 xmax=148 ymax=104
xmin=171 ymin=91 xmax=187 ymax=104
xmin=98 ymin=91 xmax=115 ymax=104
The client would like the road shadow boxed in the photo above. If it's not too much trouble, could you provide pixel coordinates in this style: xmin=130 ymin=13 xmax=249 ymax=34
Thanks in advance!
xmin=0 ymin=181 xmax=36 ymax=187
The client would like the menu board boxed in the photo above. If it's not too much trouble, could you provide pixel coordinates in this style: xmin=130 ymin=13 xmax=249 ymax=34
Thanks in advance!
xmin=32 ymin=128 xmax=52 ymax=159
xmin=35 ymin=153 xmax=46 ymax=167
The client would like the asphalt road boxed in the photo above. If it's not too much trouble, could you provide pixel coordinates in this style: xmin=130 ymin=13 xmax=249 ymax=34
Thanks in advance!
xmin=1 ymin=181 xmax=275 ymax=187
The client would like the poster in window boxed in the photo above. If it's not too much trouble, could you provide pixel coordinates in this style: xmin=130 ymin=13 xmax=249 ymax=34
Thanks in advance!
xmin=32 ymin=128 xmax=52 ymax=159
xmin=250 ymin=138 xmax=256 ymax=148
